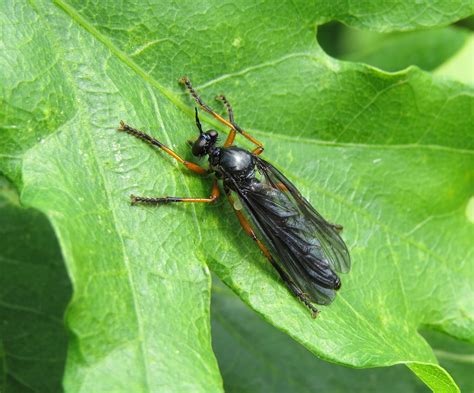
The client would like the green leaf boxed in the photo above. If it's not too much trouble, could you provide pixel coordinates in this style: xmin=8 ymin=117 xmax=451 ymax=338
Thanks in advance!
xmin=0 ymin=177 xmax=70 ymax=392
xmin=211 ymin=278 xmax=474 ymax=393
xmin=1 ymin=1 xmax=472 ymax=392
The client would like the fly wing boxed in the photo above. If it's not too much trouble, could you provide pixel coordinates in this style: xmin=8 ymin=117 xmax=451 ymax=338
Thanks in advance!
xmin=231 ymin=183 xmax=336 ymax=304
xmin=227 ymin=157 xmax=349 ymax=305
xmin=254 ymin=156 xmax=351 ymax=274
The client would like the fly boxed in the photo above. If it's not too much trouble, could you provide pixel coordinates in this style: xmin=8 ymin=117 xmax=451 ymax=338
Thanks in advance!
xmin=117 ymin=77 xmax=351 ymax=318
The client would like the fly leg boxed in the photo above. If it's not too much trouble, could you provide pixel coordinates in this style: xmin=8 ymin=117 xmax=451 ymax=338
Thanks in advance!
xmin=118 ymin=121 xmax=208 ymax=175
xmin=131 ymin=179 xmax=220 ymax=206
xmin=225 ymin=189 xmax=319 ymax=318
xmin=215 ymin=95 xmax=236 ymax=124
xmin=274 ymin=182 xmax=289 ymax=192
xmin=215 ymin=94 xmax=265 ymax=154
xmin=179 ymin=76 xmax=264 ymax=152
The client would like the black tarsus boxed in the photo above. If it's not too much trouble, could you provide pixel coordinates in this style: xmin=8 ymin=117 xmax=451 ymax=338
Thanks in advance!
xmin=330 ymin=223 xmax=343 ymax=233
xmin=131 ymin=195 xmax=181 ymax=205
xmin=216 ymin=95 xmax=236 ymax=125
xmin=179 ymin=76 xmax=213 ymax=113
xmin=118 ymin=120 xmax=164 ymax=148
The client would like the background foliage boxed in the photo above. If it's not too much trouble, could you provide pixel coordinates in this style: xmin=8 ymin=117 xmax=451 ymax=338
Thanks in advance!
xmin=1 ymin=1 xmax=473 ymax=392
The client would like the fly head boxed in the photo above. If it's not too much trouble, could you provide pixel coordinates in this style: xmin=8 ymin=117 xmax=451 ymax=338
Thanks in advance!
xmin=191 ymin=107 xmax=218 ymax=157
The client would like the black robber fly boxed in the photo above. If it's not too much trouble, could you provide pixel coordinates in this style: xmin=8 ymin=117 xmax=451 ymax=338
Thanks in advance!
xmin=117 ymin=77 xmax=351 ymax=317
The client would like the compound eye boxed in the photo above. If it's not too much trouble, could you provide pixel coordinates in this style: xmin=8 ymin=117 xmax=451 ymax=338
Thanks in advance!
xmin=207 ymin=130 xmax=218 ymax=139
xmin=192 ymin=137 xmax=208 ymax=156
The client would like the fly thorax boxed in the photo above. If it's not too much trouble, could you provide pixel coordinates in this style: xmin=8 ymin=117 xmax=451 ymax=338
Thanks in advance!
xmin=219 ymin=147 xmax=255 ymax=178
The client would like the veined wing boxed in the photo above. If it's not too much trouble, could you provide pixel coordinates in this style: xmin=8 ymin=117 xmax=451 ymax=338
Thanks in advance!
xmin=255 ymin=156 xmax=351 ymax=274
xmin=227 ymin=157 xmax=350 ymax=305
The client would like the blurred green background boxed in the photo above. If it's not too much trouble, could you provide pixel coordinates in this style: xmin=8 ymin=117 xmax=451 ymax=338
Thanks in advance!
xmin=318 ymin=18 xmax=473 ymax=84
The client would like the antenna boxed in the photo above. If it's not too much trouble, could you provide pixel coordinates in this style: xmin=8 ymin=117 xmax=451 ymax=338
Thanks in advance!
xmin=194 ymin=107 xmax=203 ymax=134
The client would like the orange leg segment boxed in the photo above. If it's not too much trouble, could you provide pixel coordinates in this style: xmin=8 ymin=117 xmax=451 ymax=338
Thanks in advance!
xmin=251 ymin=146 xmax=264 ymax=156
xmin=274 ymin=182 xmax=289 ymax=192
xmin=179 ymin=77 xmax=265 ymax=152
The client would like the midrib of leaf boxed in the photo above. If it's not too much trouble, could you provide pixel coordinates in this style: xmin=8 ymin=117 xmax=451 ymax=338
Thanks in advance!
xmin=52 ymin=0 xmax=191 ymax=122
xmin=32 ymin=4 xmax=152 ymax=390
xmin=32 ymin=2 xmax=222 ymax=390
xmin=144 ymin=84 xmax=203 ymax=242
xmin=50 ymin=0 xmax=217 ymax=249
xmin=52 ymin=0 xmax=474 ymax=156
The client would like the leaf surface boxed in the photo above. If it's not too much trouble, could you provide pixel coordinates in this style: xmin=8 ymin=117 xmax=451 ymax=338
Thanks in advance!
xmin=211 ymin=279 xmax=474 ymax=393
xmin=1 ymin=1 xmax=473 ymax=391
